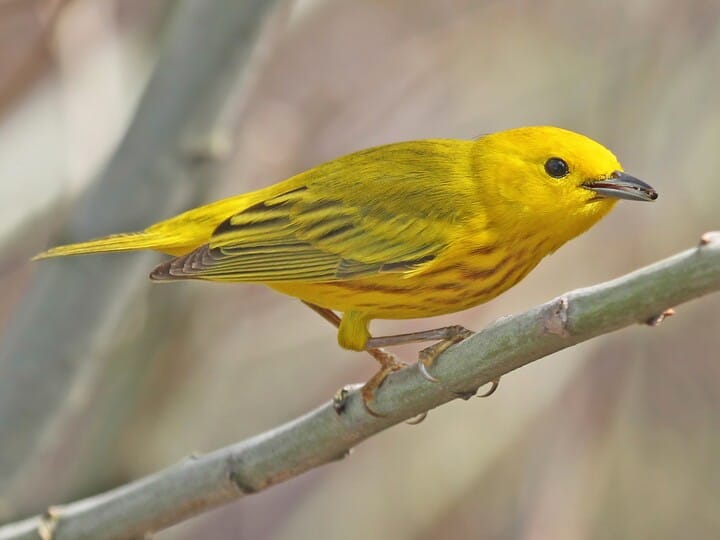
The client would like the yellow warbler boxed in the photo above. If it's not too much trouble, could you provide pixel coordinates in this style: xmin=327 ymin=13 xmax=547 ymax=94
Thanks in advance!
xmin=35 ymin=126 xmax=657 ymax=409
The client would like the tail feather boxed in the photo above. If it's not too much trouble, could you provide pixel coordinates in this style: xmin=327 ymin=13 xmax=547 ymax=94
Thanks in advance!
xmin=33 ymin=231 xmax=188 ymax=260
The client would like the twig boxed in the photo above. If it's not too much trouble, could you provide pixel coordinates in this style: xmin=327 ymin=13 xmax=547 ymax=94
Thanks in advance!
xmin=1 ymin=233 xmax=718 ymax=540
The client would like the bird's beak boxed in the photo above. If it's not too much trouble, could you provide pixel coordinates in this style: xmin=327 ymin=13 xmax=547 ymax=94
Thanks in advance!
xmin=584 ymin=171 xmax=658 ymax=202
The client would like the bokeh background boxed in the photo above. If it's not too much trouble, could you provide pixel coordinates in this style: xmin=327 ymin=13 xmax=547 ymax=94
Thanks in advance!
xmin=1 ymin=1 xmax=719 ymax=538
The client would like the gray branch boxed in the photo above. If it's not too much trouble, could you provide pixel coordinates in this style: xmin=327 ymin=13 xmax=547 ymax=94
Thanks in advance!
xmin=1 ymin=232 xmax=718 ymax=540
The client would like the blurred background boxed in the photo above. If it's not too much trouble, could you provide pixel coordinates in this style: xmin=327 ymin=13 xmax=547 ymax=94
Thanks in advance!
xmin=1 ymin=0 xmax=719 ymax=538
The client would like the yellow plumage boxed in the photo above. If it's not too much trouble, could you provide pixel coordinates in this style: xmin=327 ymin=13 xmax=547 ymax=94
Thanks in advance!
xmin=35 ymin=126 xmax=657 ymax=355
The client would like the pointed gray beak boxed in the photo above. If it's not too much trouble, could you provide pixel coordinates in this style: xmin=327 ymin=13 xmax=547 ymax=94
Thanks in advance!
xmin=584 ymin=171 xmax=658 ymax=202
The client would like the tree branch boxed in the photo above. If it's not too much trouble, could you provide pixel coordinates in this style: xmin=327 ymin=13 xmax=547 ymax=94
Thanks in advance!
xmin=1 ymin=233 xmax=718 ymax=540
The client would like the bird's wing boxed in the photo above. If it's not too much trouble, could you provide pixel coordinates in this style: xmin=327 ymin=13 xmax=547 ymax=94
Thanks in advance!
xmin=150 ymin=183 xmax=449 ymax=282
xmin=150 ymin=140 xmax=474 ymax=282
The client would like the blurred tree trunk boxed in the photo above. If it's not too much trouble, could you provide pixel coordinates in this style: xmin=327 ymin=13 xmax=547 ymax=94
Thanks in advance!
xmin=0 ymin=0 xmax=285 ymax=521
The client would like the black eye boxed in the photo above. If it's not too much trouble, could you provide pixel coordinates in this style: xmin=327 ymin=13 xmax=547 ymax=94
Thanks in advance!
xmin=544 ymin=157 xmax=569 ymax=178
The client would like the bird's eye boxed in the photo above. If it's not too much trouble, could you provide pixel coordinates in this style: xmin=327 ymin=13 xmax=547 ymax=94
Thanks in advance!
xmin=544 ymin=157 xmax=569 ymax=179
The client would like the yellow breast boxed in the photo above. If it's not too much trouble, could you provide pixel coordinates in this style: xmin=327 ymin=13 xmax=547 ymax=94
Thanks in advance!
xmin=269 ymin=232 xmax=547 ymax=320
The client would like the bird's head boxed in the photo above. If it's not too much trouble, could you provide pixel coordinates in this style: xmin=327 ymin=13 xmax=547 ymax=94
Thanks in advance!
xmin=474 ymin=126 xmax=657 ymax=242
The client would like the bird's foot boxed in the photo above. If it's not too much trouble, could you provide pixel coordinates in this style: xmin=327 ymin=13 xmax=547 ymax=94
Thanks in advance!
xmin=360 ymin=348 xmax=406 ymax=417
xmin=416 ymin=326 xmax=499 ymax=399
xmin=418 ymin=325 xmax=473 ymax=383
xmin=333 ymin=349 xmax=406 ymax=417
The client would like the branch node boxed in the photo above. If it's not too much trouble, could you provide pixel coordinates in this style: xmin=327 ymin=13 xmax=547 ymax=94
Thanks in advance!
xmin=699 ymin=231 xmax=720 ymax=246
xmin=543 ymin=296 xmax=570 ymax=337
xmin=332 ymin=383 xmax=363 ymax=415
xmin=38 ymin=506 xmax=61 ymax=540
xmin=645 ymin=308 xmax=676 ymax=326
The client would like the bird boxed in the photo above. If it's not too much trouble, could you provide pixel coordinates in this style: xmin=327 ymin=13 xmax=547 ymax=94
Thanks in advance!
xmin=34 ymin=126 xmax=657 ymax=414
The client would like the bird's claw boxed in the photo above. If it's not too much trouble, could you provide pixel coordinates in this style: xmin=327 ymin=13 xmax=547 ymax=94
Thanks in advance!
xmin=418 ymin=358 xmax=440 ymax=383
xmin=476 ymin=378 xmax=500 ymax=398
xmin=445 ymin=378 xmax=500 ymax=400
xmin=361 ymin=393 xmax=386 ymax=418
xmin=359 ymin=350 xmax=405 ymax=418
xmin=405 ymin=412 xmax=428 ymax=425
xmin=417 ymin=327 xmax=473 ymax=385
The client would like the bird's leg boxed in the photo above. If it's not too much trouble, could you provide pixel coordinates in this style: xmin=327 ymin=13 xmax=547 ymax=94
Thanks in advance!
xmin=302 ymin=301 xmax=341 ymax=327
xmin=302 ymin=301 xmax=405 ymax=417
xmin=330 ymin=347 xmax=405 ymax=417
xmin=302 ymin=302 xmax=495 ymax=416
xmin=304 ymin=302 xmax=474 ymax=354
xmin=359 ymin=347 xmax=406 ymax=417
xmin=415 ymin=327 xmax=474 ymax=382
xmin=368 ymin=325 xmax=500 ymax=399
xmin=365 ymin=325 xmax=473 ymax=349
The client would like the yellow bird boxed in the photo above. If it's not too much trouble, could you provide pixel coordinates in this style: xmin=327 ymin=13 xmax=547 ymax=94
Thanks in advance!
xmin=35 ymin=126 xmax=657 ymax=411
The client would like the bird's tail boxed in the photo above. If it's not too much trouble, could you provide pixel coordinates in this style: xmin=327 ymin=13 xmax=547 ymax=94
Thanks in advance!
xmin=32 ymin=230 xmax=191 ymax=260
